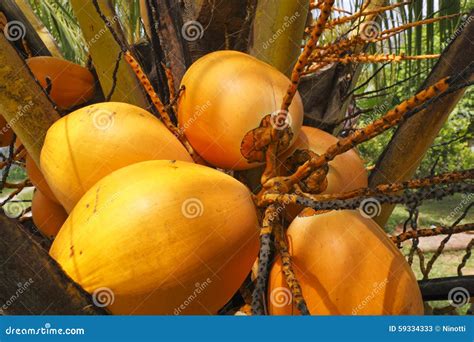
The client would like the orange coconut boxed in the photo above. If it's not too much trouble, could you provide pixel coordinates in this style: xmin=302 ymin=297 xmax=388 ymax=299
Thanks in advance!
xmin=0 ymin=115 xmax=14 ymax=147
xmin=32 ymin=190 xmax=68 ymax=239
xmin=268 ymin=210 xmax=424 ymax=315
xmin=40 ymin=102 xmax=193 ymax=212
xmin=26 ymin=154 xmax=59 ymax=203
xmin=50 ymin=160 xmax=259 ymax=315
xmin=279 ymin=126 xmax=368 ymax=219
xmin=178 ymin=50 xmax=304 ymax=170
xmin=27 ymin=56 xmax=95 ymax=109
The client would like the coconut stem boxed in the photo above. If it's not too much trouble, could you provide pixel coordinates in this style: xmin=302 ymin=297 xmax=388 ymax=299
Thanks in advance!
xmin=252 ymin=205 xmax=277 ymax=315
xmin=307 ymin=13 xmax=460 ymax=67
xmin=261 ymin=181 xmax=473 ymax=214
xmin=391 ymin=223 xmax=474 ymax=244
xmin=273 ymin=220 xmax=310 ymax=315
xmin=304 ymin=53 xmax=441 ymax=75
xmin=261 ymin=169 xmax=474 ymax=207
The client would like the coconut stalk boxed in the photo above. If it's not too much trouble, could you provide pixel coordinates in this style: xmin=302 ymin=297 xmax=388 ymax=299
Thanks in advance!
xmin=0 ymin=33 xmax=60 ymax=165
xmin=249 ymin=0 xmax=310 ymax=76
xmin=299 ymin=0 xmax=388 ymax=131
xmin=69 ymin=0 xmax=150 ymax=109
xmin=369 ymin=11 xmax=474 ymax=227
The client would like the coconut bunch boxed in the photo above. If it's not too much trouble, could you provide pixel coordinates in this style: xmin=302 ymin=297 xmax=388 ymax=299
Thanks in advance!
xmin=12 ymin=50 xmax=422 ymax=315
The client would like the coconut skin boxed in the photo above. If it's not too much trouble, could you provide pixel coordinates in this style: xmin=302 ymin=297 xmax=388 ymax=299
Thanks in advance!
xmin=26 ymin=154 xmax=59 ymax=204
xmin=178 ymin=50 xmax=304 ymax=170
xmin=40 ymin=102 xmax=193 ymax=212
xmin=32 ymin=190 xmax=67 ymax=239
xmin=0 ymin=115 xmax=14 ymax=147
xmin=268 ymin=210 xmax=424 ymax=315
xmin=50 ymin=160 xmax=259 ymax=315
xmin=27 ymin=56 xmax=96 ymax=109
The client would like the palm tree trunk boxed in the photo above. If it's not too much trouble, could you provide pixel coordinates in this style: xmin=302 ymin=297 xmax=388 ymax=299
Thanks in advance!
xmin=0 ymin=214 xmax=107 ymax=314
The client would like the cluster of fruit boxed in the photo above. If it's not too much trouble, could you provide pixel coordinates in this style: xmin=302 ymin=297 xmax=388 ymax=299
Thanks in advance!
xmin=2 ymin=51 xmax=423 ymax=315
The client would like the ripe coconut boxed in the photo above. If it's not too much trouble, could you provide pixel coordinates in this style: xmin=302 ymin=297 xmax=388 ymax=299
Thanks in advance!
xmin=279 ymin=126 xmax=368 ymax=219
xmin=32 ymin=190 xmax=67 ymax=239
xmin=27 ymin=56 xmax=96 ymax=109
xmin=0 ymin=115 xmax=14 ymax=147
xmin=50 ymin=160 xmax=259 ymax=315
xmin=26 ymin=154 xmax=59 ymax=203
xmin=40 ymin=102 xmax=193 ymax=212
xmin=268 ymin=210 xmax=423 ymax=315
xmin=178 ymin=50 xmax=304 ymax=170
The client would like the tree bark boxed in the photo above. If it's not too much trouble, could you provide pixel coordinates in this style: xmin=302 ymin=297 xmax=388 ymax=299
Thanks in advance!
xmin=181 ymin=0 xmax=255 ymax=61
xmin=369 ymin=12 xmax=474 ymax=227
xmin=141 ymin=0 xmax=192 ymax=91
xmin=0 ymin=214 xmax=107 ymax=315
xmin=0 ymin=34 xmax=60 ymax=165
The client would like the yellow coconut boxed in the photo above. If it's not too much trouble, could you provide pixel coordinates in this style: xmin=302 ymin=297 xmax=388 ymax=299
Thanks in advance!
xmin=32 ymin=190 xmax=68 ymax=239
xmin=269 ymin=210 xmax=423 ymax=315
xmin=178 ymin=50 xmax=304 ymax=170
xmin=279 ymin=126 xmax=368 ymax=219
xmin=40 ymin=102 xmax=193 ymax=212
xmin=50 ymin=160 xmax=259 ymax=314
